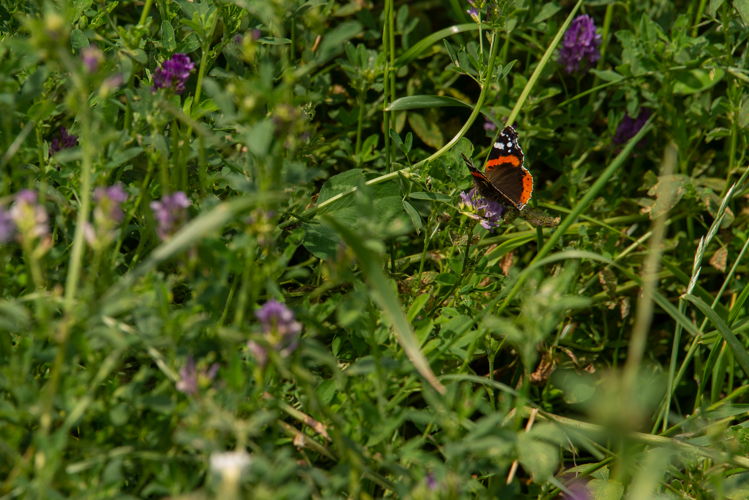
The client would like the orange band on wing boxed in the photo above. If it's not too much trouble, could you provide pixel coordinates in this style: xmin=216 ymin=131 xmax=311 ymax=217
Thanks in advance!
xmin=486 ymin=155 xmax=521 ymax=168
xmin=519 ymin=173 xmax=533 ymax=204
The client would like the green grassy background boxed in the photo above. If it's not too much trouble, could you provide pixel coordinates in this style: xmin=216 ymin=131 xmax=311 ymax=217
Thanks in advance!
xmin=1 ymin=0 xmax=749 ymax=498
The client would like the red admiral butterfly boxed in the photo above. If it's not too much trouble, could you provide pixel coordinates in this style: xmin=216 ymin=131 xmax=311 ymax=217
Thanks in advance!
xmin=461 ymin=125 xmax=533 ymax=210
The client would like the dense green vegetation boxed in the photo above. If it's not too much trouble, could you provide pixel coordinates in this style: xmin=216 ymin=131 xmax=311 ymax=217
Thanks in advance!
xmin=1 ymin=0 xmax=749 ymax=497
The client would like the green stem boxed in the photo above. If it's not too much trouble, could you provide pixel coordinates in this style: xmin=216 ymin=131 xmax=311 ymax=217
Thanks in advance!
xmin=383 ymin=0 xmax=392 ymax=171
xmin=138 ymin=0 xmax=154 ymax=27
xmin=63 ymin=86 xmax=94 ymax=312
xmin=189 ymin=17 xmax=216 ymax=194
xmin=354 ymin=88 xmax=365 ymax=163
xmin=692 ymin=0 xmax=708 ymax=36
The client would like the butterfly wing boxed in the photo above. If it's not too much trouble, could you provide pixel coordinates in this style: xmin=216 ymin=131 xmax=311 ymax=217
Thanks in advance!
xmin=483 ymin=126 xmax=533 ymax=210
xmin=461 ymin=153 xmax=517 ymax=207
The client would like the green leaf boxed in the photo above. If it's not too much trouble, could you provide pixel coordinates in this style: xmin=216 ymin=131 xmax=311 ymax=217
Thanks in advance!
xmin=407 ymin=112 xmax=444 ymax=149
xmin=589 ymin=478 xmax=625 ymax=500
xmin=735 ymin=0 xmax=749 ymax=24
xmin=316 ymin=21 xmax=362 ymax=64
xmin=394 ymin=23 xmax=484 ymax=67
xmin=106 ymin=147 xmax=143 ymax=169
xmin=161 ymin=21 xmax=176 ymax=52
xmin=386 ymin=95 xmax=470 ymax=112
xmin=589 ymin=69 xmax=624 ymax=82
xmin=318 ymin=169 xmax=366 ymax=212
xmin=708 ymin=0 xmax=726 ymax=16
xmin=673 ymin=68 xmax=725 ymax=95
xmin=402 ymin=200 xmax=422 ymax=233
xmin=302 ymin=221 xmax=346 ymax=260
xmin=408 ymin=191 xmax=451 ymax=202
xmin=517 ymin=423 xmax=562 ymax=481
xmin=245 ymin=119 xmax=275 ymax=157
xmin=407 ymin=294 xmax=430 ymax=323
xmin=532 ymin=3 xmax=562 ymax=24
xmin=683 ymin=294 xmax=749 ymax=378
xmin=70 ymin=29 xmax=89 ymax=50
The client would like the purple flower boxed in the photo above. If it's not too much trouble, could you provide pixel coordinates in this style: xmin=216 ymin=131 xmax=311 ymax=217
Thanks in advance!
xmin=483 ymin=119 xmax=497 ymax=132
xmin=558 ymin=15 xmax=601 ymax=73
xmin=81 ymin=45 xmax=103 ymax=73
xmin=152 ymin=53 xmax=195 ymax=94
xmin=425 ymin=472 xmax=438 ymax=491
xmin=613 ymin=108 xmax=651 ymax=145
xmin=86 ymin=185 xmax=129 ymax=248
xmin=0 ymin=208 xmax=15 ymax=243
xmin=562 ymin=479 xmax=592 ymax=500
xmin=49 ymin=127 xmax=78 ymax=155
xmin=176 ymin=355 xmax=219 ymax=395
xmin=459 ymin=187 xmax=505 ymax=230
xmin=150 ymin=192 xmax=191 ymax=240
xmin=94 ymin=185 xmax=128 ymax=223
xmin=248 ymin=300 xmax=302 ymax=363
xmin=10 ymin=190 xmax=48 ymax=240
xmin=256 ymin=300 xmax=302 ymax=337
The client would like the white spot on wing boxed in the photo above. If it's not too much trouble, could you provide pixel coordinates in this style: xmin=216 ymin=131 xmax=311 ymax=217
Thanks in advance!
xmin=494 ymin=142 xmax=504 ymax=149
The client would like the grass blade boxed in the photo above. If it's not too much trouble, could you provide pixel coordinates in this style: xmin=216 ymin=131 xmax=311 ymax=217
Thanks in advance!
xmin=325 ymin=215 xmax=446 ymax=394
xmin=683 ymin=293 xmax=749 ymax=378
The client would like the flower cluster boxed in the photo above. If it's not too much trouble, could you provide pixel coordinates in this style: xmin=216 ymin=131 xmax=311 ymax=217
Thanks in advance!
xmin=152 ymin=53 xmax=195 ymax=94
xmin=150 ymin=192 xmax=191 ymax=240
xmin=459 ymin=187 xmax=505 ymax=230
xmin=558 ymin=15 xmax=601 ymax=73
xmin=81 ymin=45 xmax=103 ymax=73
xmin=248 ymin=299 xmax=302 ymax=365
xmin=49 ymin=127 xmax=78 ymax=155
xmin=85 ymin=185 xmax=128 ymax=248
xmin=10 ymin=190 xmax=49 ymax=242
xmin=613 ymin=108 xmax=651 ymax=145
xmin=176 ymin=355 xmax=219 ymax=396
xmin=1 ymin=189 xmax=51 ymax=257
xmin=466 ymin=0 xmax=480 ymax=22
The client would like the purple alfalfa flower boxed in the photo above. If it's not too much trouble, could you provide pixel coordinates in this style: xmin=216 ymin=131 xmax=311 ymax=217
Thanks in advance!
xmin=152 ymin=53 xmax=195 ymax=94
xmin=94 ymin=185 xmax=128 ymax=223
xmin=425 ymin=472 xmax=438 ymax=491
xmin=483 ymin=119 xmax=497 ymax=132
xmin=459 ymin=187 xmax=505 ymax=230
xmin=150 ymin=191 xmax=191 ymax=240
xmin=86 ymin=184 xmax=128 ymax=248
xmin=81 ymin=45 xmax=103 ymax=73
xmin=558 ymin=14 xmax=602 ymax=73
xmin=176 ymin=355 xmax=219 ymax=396
xmin=248 ymin=299 xmax=302 ymax=364
xmin=0 ymin=208 xmax=15 ymax=243
xmin=613 ymin=108 xmax=652 ymax=145
xmin=256 ymin=299 xmax=302 ymax=338
xmin=10 ymin=190 xmax=49 ymax=241
xmin=562 ymin=479 xmax=592 ymax=500
xmin=49 ymin=127 xmax=78 ymax=155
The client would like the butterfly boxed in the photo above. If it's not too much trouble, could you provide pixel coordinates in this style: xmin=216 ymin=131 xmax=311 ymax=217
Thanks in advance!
xmin=461 ymin=125 xmax=533 ymax=211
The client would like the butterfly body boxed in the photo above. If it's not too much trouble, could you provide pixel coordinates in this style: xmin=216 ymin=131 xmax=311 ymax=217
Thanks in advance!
xmin=462 ymin=125 xmax=533 ymax=210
